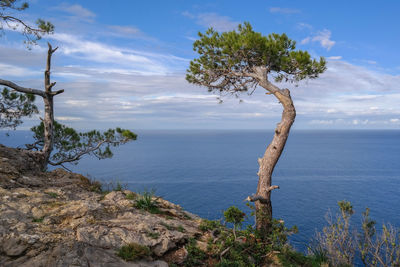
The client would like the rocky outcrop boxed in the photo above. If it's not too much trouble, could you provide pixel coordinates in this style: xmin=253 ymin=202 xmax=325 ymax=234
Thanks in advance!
xmin=0 ymin=145 xmax=201 ymax=266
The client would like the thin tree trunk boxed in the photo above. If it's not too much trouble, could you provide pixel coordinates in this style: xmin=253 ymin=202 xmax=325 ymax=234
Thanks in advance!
xmin=40 ymin=43 xmax=57 ymax=170
xmin=254 ymin=80 xmax=296 ymax=235
xmin=40 ymin=94 xmax=54 ymax=169
xmin=0 ymin=43 xmax=62 ymax=170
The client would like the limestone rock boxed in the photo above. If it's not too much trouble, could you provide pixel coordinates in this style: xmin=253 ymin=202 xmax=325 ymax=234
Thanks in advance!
xmin=0 ymin=145 xmax=202 ymax=266
xmin=163 ymin=247 xmax=188 ymax=264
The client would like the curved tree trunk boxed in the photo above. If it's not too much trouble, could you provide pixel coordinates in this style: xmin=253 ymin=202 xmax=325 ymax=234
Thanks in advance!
xmin=254 ymin=80 xmax=296 ymax=235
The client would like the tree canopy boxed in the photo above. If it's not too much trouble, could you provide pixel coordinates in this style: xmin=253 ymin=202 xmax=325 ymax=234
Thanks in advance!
xmin=0 ymin=87 xmax=38 ymax=129
xmin=0 ymin=0 xmax=54 ymax=46
xmin=186 ymin=22 xmax=326 ymax=96
xmin=30 ymin=121 xmax=137 ymax=167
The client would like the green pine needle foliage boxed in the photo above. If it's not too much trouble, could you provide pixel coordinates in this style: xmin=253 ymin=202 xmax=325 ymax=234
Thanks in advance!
xmin=186 ymin=22 xmax=326 ymax=95
xmin=30 ymin=120 xmax=137 ymax=166
xmin=0 ymin=87 xmax=38 ymax=129
xmin=1 ymin=0 xmax=54 ymax=46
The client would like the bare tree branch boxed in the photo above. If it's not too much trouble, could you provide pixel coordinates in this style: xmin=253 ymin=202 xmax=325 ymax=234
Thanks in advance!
xmin=0 ymin=79 xmax=45 ymax=96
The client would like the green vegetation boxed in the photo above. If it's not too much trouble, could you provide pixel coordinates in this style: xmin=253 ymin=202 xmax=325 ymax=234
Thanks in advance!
xmin=224 ymin=206 xmax=245 ymax=239
xmin=182 ymin=213 xmax=192 ymax=220
xmin=184 ymin=238 xmax=207 ymax=267
xmin=179 ymin=205 xmax=323 ymax=267
xmin=146 ymin=231 xmax=160 ymax=239
xmin=114 ymin=182 xmax=123 ymax=192
xmin=277 ymin=247 xmax=325 ymax=267
xmin=78 ymin=175 xmax=102 ymax=193
xmin=189 ymin=203 xmax=398 ymax=266
xmin=177 ymin=225 xmax=186 ymax=233
xmin=88 ymin=181 xmax=102 ymax=193
xmin=158 ymin=222 xmax=185 ymax=233
xmin=101 ymin=180 xmax=128 ymax=193
xmin=45 ymin=191 xmax=58 ymax=198
xmin=199 ymin=219 xmax=222 ymax=232
xmin=160 ymin=222 xmax=175 ymax=231
xmin=125 ymin=192 xmax=136 ymax=200
xmin=0 ymin=0 xmax=54 ymax=47
xmin=134 ymin=190 xmax=159 ymax=214
xmin=312 ymin=201 xmax=400 ymax=266
xmin=0 ymin=87 xmax=38 ymax=129
xmin=30 ymin=121 xmax=137 ymax=167
xmin=116 ymin=243 xmax=151 ymax=261
xmin=32 ymin=217 xmax=44 ymax=223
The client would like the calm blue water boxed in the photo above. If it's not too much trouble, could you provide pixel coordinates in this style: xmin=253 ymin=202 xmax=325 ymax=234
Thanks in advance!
xmin=1 ymin=130 xmax=400 ymax=253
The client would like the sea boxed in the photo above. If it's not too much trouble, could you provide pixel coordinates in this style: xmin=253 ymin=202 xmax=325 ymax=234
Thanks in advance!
xmin=1 ymin=129 xmax=400 ymax=253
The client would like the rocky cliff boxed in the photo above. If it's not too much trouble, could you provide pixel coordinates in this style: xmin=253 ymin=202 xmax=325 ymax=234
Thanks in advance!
xmin=0 ymin=144 xmax=203 ymax=267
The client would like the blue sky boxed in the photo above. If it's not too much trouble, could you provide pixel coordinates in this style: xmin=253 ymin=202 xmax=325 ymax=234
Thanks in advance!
xmin=1 ymin=0 xmax=400 ymax=129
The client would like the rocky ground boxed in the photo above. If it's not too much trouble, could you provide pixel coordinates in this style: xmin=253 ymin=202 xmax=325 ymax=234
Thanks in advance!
xmin=0 ymin=145 xmax=205 ymax=267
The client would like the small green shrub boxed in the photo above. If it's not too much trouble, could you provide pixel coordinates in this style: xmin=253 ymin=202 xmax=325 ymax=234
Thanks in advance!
xmin=80 ymin=175 xmax=103 ymax=193
xmin=307 ymin=242 xmax=328 ymax=265
xmin=177 ymin=225 xmax=186 ymax=233
xmin=114 ymin=182 xmax=123 ymax=191
xmin=146 ymin=231 xmax=160 ymax=239
xmin=182 ymin=213 xmax=192 ymax=220
xmin=102 ymin=180 xmax=126 ymax=192
xmin=32 ymin=217 xmax=44 ymax=223
xmin=277 ymin=246 xmax=326 ymax=267
xmin=135 ymin=190 xmax=159 ymax=214
xmin=183 ymin=238 xmax=207 ymax=266
xmin=160 ymin=222 xmax=175 ymax=231
xmin=204 ymin=204 xmax=301 ymax=266
xmin=215 ymin=258 xmax=243 ymax=267
xmin=45 ymin=191 xmax=58 ymax=198
xmin=116 ymin=243 xmax=151 ymax=261
xmin=125 ymin=192 xmax=136 ymax=200
xmin=224 ymin=206 xmax=245 ymax=239
xmin=199 ymin=219 xmax=222 ymax=232
xmin=89 ymin=181 xmax=102 ymax=193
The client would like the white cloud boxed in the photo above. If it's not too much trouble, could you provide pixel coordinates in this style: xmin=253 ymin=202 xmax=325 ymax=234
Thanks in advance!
xmin=300 ymin=37 xmax=311 ymax=45
xmin=48 ymin=33 xmax=187 ymax=75
xmin=2 ymin=30 xmax=400 ymax=129
xmin=183 ymin=12 xmax=238 ymax=31
xmin=309 ymin=120 xmax=334 ymax=125
xmin=0 ymin=63 xmax=41 ymax=77
xmin=297 ymin=23 xmax=313 ymax=30
xmin=269 ymin=7 xmax=301 ymax=14
xmin=328 ymin=56 xmax=342 ymax=60
xmin=55 ymin=116 xmax=84 ymax=121
xmin=56 ymin=4 xmax=96 ymax=19
xmin=105 ymin=25 xmax=155 ymax=41
xmin=301 ymin=29 xmax=335 ymax=51
xmin=108 ymin=25 xmax=141 ymax=35
xmin=312 ymin=30 xmax=335 ymax=50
